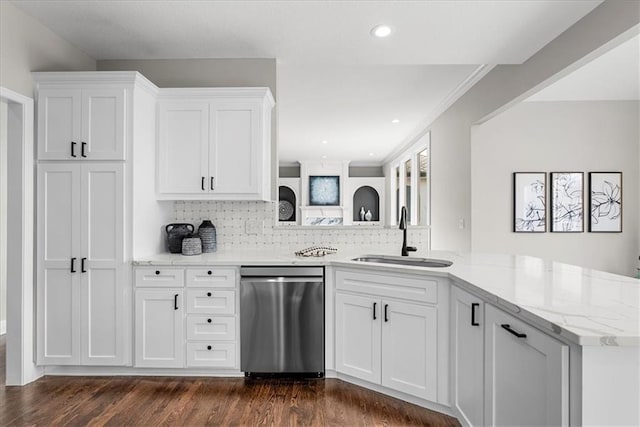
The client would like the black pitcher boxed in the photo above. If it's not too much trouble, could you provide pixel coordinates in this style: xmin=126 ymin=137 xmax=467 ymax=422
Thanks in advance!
xmin=166 ymin=223 xmax=194 ymax=253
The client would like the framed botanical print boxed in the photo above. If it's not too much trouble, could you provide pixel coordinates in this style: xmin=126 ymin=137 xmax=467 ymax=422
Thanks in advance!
xmin=550 ymin=172 xmax=584 ymax=232
xmin=589 ymin=172 xmax=622 ymax=232
xmin=513 ymin=172 xmax=546 ymax=232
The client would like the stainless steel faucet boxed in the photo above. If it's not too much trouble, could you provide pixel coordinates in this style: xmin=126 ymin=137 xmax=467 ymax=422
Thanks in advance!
xmin=399 ymin=206 xmax=417 ymax=256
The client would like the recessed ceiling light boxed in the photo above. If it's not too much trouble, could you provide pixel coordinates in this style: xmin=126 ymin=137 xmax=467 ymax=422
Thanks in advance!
xmin=322 ymin=155 xmax=327 ymax=159
xmin=322 ymin=140 xmax=328 ymax=144
xmin=391 ymin=119 xmax=400 ymax=124
xmin=369 ymin=152 xmax=374 ymax=156
xmin=371 ymin=24 xmax=392 ymax=38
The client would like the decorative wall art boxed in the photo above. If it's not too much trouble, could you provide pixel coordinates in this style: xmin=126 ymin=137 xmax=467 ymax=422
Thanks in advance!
xmin=309 ymin=176 xmax=340 ymax=206
xmin=513 ymin=172 xmax=546 ymax=232
xmin=589 ymin=172 xmax=622 ymax=232
xmin=550 ymin=172 xmax=584 ymax=232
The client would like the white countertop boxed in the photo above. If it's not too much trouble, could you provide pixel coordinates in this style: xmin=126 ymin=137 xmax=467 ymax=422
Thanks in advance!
xmin=134 ymin=248 xmax=640 ymax=347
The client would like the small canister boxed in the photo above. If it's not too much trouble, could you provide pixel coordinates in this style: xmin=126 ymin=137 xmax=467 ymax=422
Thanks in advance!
xmin=181 ymin=233 xmax=202 ymax=256
xmin=198 ymin=220 xmax=217 ymax=253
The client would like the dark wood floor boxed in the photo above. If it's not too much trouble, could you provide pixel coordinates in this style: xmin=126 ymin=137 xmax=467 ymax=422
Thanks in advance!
xmin=0 ymin=336 xmax=459 ymax=426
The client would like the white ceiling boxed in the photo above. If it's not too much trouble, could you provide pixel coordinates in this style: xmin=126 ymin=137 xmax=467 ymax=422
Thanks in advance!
xmin=527 ymin=34 xmax=640 ymax=102
xmin=13 ymin=0 xmax=604 ymax=163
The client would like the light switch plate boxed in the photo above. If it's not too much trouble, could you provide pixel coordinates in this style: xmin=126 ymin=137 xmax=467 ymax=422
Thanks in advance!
xmin=245 ymin=220 xmax=262 ymax=235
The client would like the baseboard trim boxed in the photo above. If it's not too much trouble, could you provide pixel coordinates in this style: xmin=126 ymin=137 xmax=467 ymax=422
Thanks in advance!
xmin=44 ymin=365 xmax=245 ymax=377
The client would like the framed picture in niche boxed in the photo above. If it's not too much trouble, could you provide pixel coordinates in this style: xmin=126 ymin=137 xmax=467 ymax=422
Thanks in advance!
xmin=309 ymin=176 xmax=340 ymax=206
xmin=589 ymin=172 xmax=622 ymax=232
xmin=550 ymin=172 xmax=584 ymax=232
xmin=513 ymin=172 xmax=546 ymax=232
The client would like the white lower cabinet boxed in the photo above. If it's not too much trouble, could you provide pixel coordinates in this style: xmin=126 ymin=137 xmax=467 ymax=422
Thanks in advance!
xmin=135 ymin=289 xmax=184 ymax=368
xmin=451 ymin=286 xmax=484 ymax=427
xmin=484 ymin=304 xmax=569 ymax=427
xmin=335 ymin=269 xmax=446 ymax=402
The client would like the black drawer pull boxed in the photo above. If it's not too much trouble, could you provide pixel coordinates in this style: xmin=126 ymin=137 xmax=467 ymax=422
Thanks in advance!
xmin=210 ymin=176 xmax=215 ymax=191
xmin=384 ymin=304 xmax=389 ymax=322
xmin=70 ymin=257 xmax=76 ymax=273
xmin=201 ymin=176 xmax=205 ymax=191
xmin=207 ymin=292 xmax=212 ymax=297
xmin=81 ymin=257 xmax=87 ymax=273
xmin=81 ymin=142 xmax=87 ymax=158
xmin=207 ymin=318 xmax=212 ymax=323
xmin=471 ymin=303 xmax=479 ymax=326
xmin=501 ymin=324 xmax=527 ymax=338
xmin=174 ymin=294 xmax=179 ymax=310
xmin=155 ymin=270 xmax=160 ymax=275
xmin=372 ymin=302 xmax=377 ymax=320
xmin=207 ymin=345 xmax=212 ymax=350
xmin=207 ymin=270 xmax=212 ymax=275
xmin=71 ymin=141 xmax=77 ymax=158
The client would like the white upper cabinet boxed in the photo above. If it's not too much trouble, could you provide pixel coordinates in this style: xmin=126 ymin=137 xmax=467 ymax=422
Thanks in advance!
xmin=156 ymin=88 xmax=274 ymax=201
xmin=37 ymin=85 xmax=126 ymax=160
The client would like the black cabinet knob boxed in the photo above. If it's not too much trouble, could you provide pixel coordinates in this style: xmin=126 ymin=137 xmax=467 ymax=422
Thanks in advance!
xmin=207 ymin=345 xmax=212 ymax=350
xmin=207 ymin=318 xmax=212 ymax=323
xmin=155 ymin=270 xmax=160 ymax=275
xmin=207 ymin=270 xmax=212 ymax=275
xmin=207 ymin=292 xmax=212 ymax=297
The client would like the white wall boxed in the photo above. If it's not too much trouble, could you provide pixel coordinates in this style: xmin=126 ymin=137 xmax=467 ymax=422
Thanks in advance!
xmin=0 ymin=100 xmax=7 ymax=332
xmin=471 ymin=101 xmax=639 ymax=276
xmin=0 ymin=1 xmax=96 ymax=97
xmin=397 ymin=1 xmax=639 ymax=252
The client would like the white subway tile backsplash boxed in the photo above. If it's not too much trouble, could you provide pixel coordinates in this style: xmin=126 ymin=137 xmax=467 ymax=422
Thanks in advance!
xmin=174 ymin=201 xmax=429 ymax=252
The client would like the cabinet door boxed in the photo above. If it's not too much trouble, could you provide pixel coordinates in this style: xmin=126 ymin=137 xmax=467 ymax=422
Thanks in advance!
xmin=81 ymin=88 xmax=126 ymax=160
xmin=157 ymin=101 xmax=209 ymax=195
xmin=381 ymin=300 xmax=437 ymax=400
xmin=484 ymin=305 xmax=569 ymax=427
xmin=209 ymin=101 xmax=261 ymax=196
xmin=135 ymin=289 xmax=184 ymax=368
xmin=335 ymin=293 xmax=381 ymax=383
xmin=80 ymin=164 xmax=126 ymax=365
xmin=451 ymin=287 xmax=484 ymax=427
xmin=37 ymin=164 xmax=82 ymax=364
xmin=37 ymin=88 xmax=82 ymax=160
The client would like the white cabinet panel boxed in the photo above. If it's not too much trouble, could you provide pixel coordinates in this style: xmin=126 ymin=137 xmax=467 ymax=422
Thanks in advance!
xmin=83 ymin=268 xmax=119 ymax=362
xmin=135 ymin=289 xmax=184 ymax=368
xmin=452 ymin=286 xmax=484 ymax=427
xmin=336 ymin=269 xmax=438 ymax=304
xmin=484 ymin=304 xmax=569 ymax=427
xmin=335 ymin=293 xmax=381 ymax=383
xmin=186 ymin=268 xmax=236 ymax=288
xmin=82 ymin=88 xmax=126 ymax=160
xmin=381 ymin=300 xmax=437 ymax=401
xmin=135 ymin=267 xmax=184 ymax=287
xmin=186 ymin=342 xmax=236 ymax=368
xmin=186 ymin=289 xmax=235 ymax=315
xmin=187 ymin=316 xmax=236 ymax=341
xmin=37 ymin=88 xmax=82 ymax=160
xmin=157 ymin=102 xmax=209 ymax=195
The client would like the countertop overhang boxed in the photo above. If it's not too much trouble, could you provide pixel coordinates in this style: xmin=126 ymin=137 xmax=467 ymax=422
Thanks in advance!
xmin=134 ymin=249 xmax=640 ymax=347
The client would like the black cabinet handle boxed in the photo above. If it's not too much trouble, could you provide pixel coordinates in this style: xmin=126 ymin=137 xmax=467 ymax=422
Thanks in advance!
xmin=201 ymin=177 xmax=205 ymax=191
xmin=207 ymin=345 xmax=212 ymax=350
xmin=207 ymin=292 xmax=212 ymax=297
xmin=471 ymin=303 xmax=479 ymax=326
xmin=384 ymin=304 xmax=389 ymax=322
xmin=81 ymin=257 xmax=87 ymax=273
xmin=501 ymin=324 xmax=527 ymax=339
xmin=210 ymin=177 xmax=215 ymax=191
xmin=174 ymin=294 xmax=179 ymax=310
xmin=372 ymin=302 xmax=377 ymax=320
xmin=155 ymin=270 xmax=160 ymax=275
xmin=81 ymin=142 xmax=87 ymax=158
xmin=207 ymin=318 xmax=212 ymax=323
xmin=70 ymin=257 xmax=76 ymax=273
xmin=207 ymin=270 xmax=212 ymax=275
xmin=71 ymin=141 xmax=77 ymax=158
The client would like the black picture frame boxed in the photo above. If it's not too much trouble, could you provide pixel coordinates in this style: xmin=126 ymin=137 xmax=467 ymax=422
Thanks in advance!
xmin=550 ymin=172 xmax=584 ymax=233
xmin=588 ymin=172 xmax=622 ymax=233
xmin=513 ymin=172 xmax=547 ymax=233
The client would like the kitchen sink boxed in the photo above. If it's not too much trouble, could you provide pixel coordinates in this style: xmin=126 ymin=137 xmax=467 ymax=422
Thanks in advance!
xmin=351 ymin=255 xmax=453 ymax=268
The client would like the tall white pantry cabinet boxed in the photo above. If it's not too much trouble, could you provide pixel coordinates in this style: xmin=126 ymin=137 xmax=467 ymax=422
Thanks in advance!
xmin=35 ymin=72 xmax=158 ymax=366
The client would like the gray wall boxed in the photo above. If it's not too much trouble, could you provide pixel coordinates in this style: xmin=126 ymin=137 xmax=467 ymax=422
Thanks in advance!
xmin=0 ymin=2 xmax=96 ymax=96
xmin=471 ymin=101 xmax=639 ymax=276
xmin=416 ymin=0 xmax=640 ymax=252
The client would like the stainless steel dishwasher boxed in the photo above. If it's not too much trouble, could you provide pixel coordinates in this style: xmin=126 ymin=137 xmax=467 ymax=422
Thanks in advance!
xmin=240 ymin=266 xmax=324 ymax=377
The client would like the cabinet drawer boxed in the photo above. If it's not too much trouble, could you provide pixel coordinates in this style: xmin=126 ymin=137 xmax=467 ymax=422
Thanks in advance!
xmin=135 ymin=268 xmax=184 ymax=287
xmin=336 ymin=269 xmax=438 ymax=304
xmin=187 ymin=316 xmax=236 ymax=341
xmin=186 ymin=268 xmax=236 ymax=288
xmin=186 ymin=342 xmax=237 ymax=368
xmin=186 ymin=289 xmax=235 ymax=314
